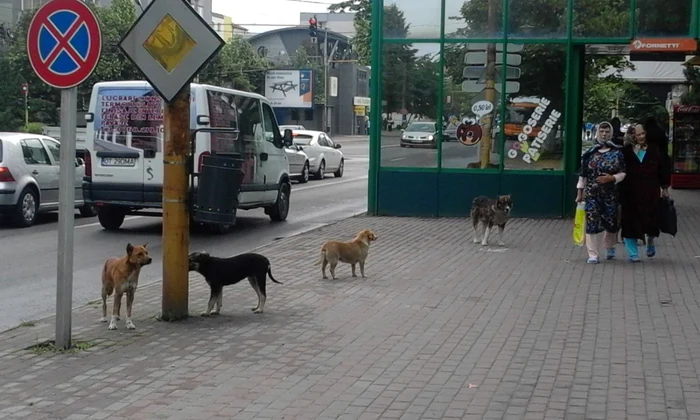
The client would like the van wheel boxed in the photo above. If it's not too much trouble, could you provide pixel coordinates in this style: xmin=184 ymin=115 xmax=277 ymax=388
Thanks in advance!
xmin=207 ymin=223 xmax=231 ymax=234
xmin=97 ymin=207 xmax=126 ymax=230
xmin=13 ymin=187 xmax=39 ymax=228
xmin=79 ymin=205 xmax=97 ymax=218
xmin=314 ymin=160 xmax=325 ymax=180
xmin=268 ymin=182 xmax=290 ymax=222
xmin=334 ymin=159 xmax=344 ymax=178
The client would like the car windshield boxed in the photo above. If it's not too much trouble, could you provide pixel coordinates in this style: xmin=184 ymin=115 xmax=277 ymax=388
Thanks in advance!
xmin=406 ymin=123 xmax=435 ymax=132
xmin=293 ymin=134 xmax=313 ymax=145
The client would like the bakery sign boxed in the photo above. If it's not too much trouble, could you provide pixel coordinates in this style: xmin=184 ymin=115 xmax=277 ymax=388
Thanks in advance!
xmin=630 ymin=38 xmax=697 ymax=53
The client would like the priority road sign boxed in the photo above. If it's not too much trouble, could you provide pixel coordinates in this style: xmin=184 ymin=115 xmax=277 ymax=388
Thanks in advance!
xmin=26 ymin=0 xmax=102 ymax=89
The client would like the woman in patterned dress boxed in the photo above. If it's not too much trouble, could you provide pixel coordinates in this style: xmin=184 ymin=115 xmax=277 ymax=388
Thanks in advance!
xmin=576 ymin=122 xmax=627 ymax=264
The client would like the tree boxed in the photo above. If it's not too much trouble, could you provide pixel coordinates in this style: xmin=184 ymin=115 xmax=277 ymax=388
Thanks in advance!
xmin=199 ymin=36 xmax=270 ymax=92
xmin=329 ymin=0 xmax=370 ymax=65
xmin=0 ymin=56 xmax=26 ymax=131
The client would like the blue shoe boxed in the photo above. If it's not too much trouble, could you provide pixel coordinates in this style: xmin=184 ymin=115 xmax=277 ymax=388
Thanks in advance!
xmin=646 ymin=237 xmax=656 ymax=258
xmin=624 ymin=238 xmax=640 ymax=263
xmin=587 ymin=257 xmax=599 ymax=264
xmin=606 ymin=248 xmax=616 ymax=260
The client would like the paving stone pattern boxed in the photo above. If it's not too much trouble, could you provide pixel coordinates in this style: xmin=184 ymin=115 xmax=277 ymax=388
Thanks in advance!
xmin=2 ymin=191 xmax=700 ymax=419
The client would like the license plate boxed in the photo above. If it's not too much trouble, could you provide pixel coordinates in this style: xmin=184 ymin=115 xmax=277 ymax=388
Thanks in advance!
xmin=101 ymin=157 xmax=136 ymax=167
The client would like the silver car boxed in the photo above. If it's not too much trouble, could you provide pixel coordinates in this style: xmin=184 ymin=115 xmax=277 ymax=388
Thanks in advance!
xmin=400 ymin=121 xmax=439 ymax=149
xmin=0 ymin=133 xmax=95 ymax=227
xmin=285 ymin=146 xmax=310 ymax=183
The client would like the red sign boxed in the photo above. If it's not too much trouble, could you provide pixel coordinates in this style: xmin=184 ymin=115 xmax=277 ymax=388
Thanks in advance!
xmin=674 ymin=105 xmax=700 ymax=113
xmin=26 ymin=0 xmax=102 ymax=89
xmin=630 ymin=38 xmax=697 ymax=53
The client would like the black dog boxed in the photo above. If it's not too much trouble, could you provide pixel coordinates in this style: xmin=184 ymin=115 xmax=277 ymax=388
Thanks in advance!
xmin=188 ymin=252 xmax=282 ymax=316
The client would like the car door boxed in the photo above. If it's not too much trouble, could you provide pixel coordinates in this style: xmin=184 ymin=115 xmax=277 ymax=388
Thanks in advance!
xmin=20 ymin=138 xmax=59 ymax=206
xmin=322 ymin=134 xmax=342 ymax=170
xmin=318 ymin=134 xmax=339 ymax=171
xmin=42 ymin=138 xmax=83 ymax=206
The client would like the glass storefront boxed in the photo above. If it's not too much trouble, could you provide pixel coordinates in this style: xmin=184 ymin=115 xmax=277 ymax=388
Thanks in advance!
xmin=370 ymin=0 xmax=700 ymax=218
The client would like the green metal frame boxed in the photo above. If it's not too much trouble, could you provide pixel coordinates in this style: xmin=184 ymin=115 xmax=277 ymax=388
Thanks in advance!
xmin=370 ymin=0 xmax=700 ymax=216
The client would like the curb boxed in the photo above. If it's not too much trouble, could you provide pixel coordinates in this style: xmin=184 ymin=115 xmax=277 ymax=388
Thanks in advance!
xmin=0 ymin=211 xmax=369 ymax=336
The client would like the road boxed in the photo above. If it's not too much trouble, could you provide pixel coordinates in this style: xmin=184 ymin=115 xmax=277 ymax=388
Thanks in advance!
xmin=0 ymin=138 xmax=369 ymax=332
xmin=380 ymin=131 xmax=481 ymax=168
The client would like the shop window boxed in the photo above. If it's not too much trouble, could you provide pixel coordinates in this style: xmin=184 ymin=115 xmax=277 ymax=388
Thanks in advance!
xmin=573 ymin=0 xmax=629 ymax=38
xmin=507 ymin=0 xmax=567 ymax=39
xmin=442 ymin=42 xmax=504 ymax=169
xmin=503 ymin=44 xmax=565 ymax=171
xmin=383 ymin=0 xmax=441 ymax=39
xmin=380 ymin=43 xmax=441 ymax=168
xmin=636 ymin=0 xmax=692 ymax=36
xmin=444 ymin=0 xmax=504 ymax=39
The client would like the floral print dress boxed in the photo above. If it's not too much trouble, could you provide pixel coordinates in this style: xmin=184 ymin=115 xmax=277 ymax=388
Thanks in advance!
xmin=581 ymin=147 xmax=626 ymax=234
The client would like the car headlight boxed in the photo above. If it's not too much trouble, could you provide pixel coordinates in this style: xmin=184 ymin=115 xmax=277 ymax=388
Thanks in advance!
xmin=402 ymin=135 xmax=407 ymax=140
xmin=428 ymin=135 xmax=434 ymax=141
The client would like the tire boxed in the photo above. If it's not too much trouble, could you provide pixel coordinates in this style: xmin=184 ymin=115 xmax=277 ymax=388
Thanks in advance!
xmin=13 ymin=187 xmax=39 ymax=228
xmin=334 ymin=158 xmax=344 ymax=178
xmin=400 ymin=144 xmax=406 ymax=148
xmin=207 ymin=223 xmax=231 ymax=234
xmin=97 ymin=207 xmax=126 ymax=230
xmin=79 ymin=204 xmax=97 ymax=218
xmin=314 ymin=160 xmax=325 ymax=180
xmin=268 ymin=182 xmax=290 ymax=222
xmin=298 ymin=161 xmax=310 ymax=184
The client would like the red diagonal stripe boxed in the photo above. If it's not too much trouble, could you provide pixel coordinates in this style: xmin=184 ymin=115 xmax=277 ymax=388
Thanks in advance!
xmin=42 ymin=17 xmax=86 ymax=69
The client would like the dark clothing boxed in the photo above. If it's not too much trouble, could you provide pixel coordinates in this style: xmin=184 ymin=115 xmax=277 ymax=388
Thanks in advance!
xmin=581 ymin=145 xmax=626 ymax=234
xmin=619 ymin=143 xmax=671 ymax=240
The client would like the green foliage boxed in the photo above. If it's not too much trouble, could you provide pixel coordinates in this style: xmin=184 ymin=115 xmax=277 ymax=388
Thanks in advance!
xmin=329 ymin=0 xmax=370 ymax=65
xmin=0 ymin=56 xmax=26 ymax=131
xmin=289 ymin=46 xmax=325 ymax=103
xmin=21 ymin=122 xmax=45 ymax=134
xmin=199 ymin=36 xmax=270 ymax=92
xmin=681 ymin=66 xmax=700 ymax=106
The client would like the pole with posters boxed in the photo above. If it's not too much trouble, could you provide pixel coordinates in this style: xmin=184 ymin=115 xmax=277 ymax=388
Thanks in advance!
xmin=119 ymin=0 xmax=224 ymax=319
xmin=26 ymin=0 xmax=102 ymax=349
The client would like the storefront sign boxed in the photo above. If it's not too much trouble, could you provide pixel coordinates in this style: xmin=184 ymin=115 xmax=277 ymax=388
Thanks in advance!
xmin=354 ymin=105 xmax=366 ymax=116
xmin=507 ymin=97 xmax=561 ymax=163
xmin=630 ymin=38 xmax=697 ymax=53
xmin=674 ymin=105 xmax=700 ymax=113
xmin=353 ymin=96 xmax=371 ymax=106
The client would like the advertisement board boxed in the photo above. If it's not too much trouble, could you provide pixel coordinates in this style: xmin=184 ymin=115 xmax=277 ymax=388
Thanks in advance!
xmin=264 ymin=69 xmax=313 ymax=109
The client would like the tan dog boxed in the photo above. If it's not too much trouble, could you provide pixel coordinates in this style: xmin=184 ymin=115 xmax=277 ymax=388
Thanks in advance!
xmin=100 ymin=243 xmax=152 ymax=330
xmin=315 ymin=229 xmax=377 ymax=279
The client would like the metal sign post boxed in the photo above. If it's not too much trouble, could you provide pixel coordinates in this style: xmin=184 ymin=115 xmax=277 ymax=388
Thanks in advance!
xmin=119 ymin=0 xmax=224 ymax=321
xmin=26 ymin=0 xmax=102 ymax=350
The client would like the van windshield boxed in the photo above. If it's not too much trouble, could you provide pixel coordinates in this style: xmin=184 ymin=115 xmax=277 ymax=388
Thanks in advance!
xmin=92 ymin=87 xmax=164 ymax=153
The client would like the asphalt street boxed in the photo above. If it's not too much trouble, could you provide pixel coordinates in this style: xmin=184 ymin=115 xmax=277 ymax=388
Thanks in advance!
xmin=0 ymin=138 xmax=369 ymax=332
xmin=380 ymin=131 xmax=480 ymax=168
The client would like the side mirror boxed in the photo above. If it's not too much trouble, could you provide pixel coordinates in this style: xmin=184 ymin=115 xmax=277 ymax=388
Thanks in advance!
xmin=334 ymin=144 xmax=341 ymax=149
xmin=75 ymin=157 xmax=84 ymax=167
xmin=400 ymin=129 xmax=404 ymax=133
xmin=283 ymin=129 xmax=293 ymax=147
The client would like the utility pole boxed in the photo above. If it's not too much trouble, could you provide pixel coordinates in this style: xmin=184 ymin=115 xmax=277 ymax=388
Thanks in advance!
xmin=479 ymin=0 xmax=498 ymax=168
xmin=323 ymin=23 xmax=329 ymax=133
xmin=21 ymin=83 xmax=28 ymax=131
xmin=161 ymin=86 xmax=190 ymax=321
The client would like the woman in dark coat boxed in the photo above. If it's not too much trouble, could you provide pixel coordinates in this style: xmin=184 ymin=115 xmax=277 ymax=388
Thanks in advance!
xmin=619 ymin=123 xmax=671 ymax=262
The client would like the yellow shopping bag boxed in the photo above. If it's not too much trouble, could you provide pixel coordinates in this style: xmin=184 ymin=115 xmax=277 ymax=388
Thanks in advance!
xmin=573 ymin=202 xmax=585 ymax=246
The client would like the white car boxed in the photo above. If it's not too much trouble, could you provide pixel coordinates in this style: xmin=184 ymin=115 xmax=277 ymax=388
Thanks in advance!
xmin=285 ymin=146 xmax=310 ymax=183
xmin=290 ymin=130 xmax=344 ymax=179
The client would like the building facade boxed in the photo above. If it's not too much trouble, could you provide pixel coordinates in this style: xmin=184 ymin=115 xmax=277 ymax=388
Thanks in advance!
xmin=211 ymin=12 xmax=248 ymax=41
xmin=368 ymin=0 xmax=699 ymax=219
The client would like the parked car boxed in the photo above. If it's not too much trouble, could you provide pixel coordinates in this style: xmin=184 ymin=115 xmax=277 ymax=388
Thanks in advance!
xmin=0 ymin=133 xmax=96 ymax=227
xmin=285 ymin=146 xmax=310 ymax=183
xmin=290 ymin=130 xmax=344 ymax=180
xmin=280 ymin=124 xmax=306 ymax=131
xmin=400 ymin=121 xmax=442 ymax=149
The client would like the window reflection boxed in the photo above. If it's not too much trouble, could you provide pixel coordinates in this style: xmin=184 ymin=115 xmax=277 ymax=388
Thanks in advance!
xmin=383 ymin=0 xmax=441 ymax=39
xmin=444 ymin=0 xmax=504 ymax=39
xmin=636 ymin=0 xmax=692 ymax=36
xmin=573 ymin=0 xmax=629 ymax=38
xmin=507 ymin=0 xmax=567 ymax=38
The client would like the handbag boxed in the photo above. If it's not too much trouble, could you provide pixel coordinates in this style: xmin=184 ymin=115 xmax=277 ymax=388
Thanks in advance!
xmin=659 ymin=196 xmax=677 ymax=237
xmin=573 ymin=202 xmax=586 ymax=246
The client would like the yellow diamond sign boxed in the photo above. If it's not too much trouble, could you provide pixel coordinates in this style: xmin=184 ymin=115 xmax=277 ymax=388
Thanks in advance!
xmin=143 ymin=14 xmax=196 ymax=73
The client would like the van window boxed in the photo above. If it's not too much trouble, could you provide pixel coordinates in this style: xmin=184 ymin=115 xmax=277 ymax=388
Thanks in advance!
xmin=261 ymin=103 xmax=281 ymax=144
xmin=234 ymin=96 xmax=263 ymax=144
xmin=206 ymin=89 xmax=239 ymax=154
xmin=93 ymin=87 xmax=163 ymax=153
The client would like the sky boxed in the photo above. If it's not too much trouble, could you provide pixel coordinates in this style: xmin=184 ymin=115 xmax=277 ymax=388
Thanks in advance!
xmin=212 ymin=0 xmax=333 ymax=34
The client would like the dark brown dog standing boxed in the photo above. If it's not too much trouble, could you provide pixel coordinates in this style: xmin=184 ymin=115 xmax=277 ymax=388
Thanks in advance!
xmin=470 ymin=195 xmax=513 ymax=246
xmin=100 ymin=243 xmax=152 ymax=330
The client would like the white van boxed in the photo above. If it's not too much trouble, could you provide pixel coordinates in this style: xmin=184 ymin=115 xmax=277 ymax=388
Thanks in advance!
xmin=82 ymin=81 xmax=293 ymax=230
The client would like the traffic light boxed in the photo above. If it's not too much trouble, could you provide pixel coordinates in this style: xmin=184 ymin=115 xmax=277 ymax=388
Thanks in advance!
xmin=308 ymin=16 xmax=318 ymax=38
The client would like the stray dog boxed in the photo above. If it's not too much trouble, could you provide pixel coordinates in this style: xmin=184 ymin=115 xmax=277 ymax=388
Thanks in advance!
xmin=470 ymin=195 xmax=513 ymax=246
xmin=188 ymin=252 xmax=282 ymax=316
xmin=314 ymin=229 xmax=377 ymax=279
xmin=101 ymin=243 xmax=152 ymax=330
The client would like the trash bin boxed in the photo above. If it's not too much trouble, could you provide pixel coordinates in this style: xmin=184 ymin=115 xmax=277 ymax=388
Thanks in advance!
xmin=191 ymin=154 xmax=245 ymax=225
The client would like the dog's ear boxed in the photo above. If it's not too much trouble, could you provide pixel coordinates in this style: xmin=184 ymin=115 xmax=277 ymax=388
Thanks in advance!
xmin=143 ymin=242 xmax=148 ymax=248
xmin=126 ymin=243 xmax=133 ymax=255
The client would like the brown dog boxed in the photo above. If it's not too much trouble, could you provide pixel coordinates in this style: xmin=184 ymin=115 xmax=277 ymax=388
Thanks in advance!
xmin=100 ymin=243 xmax=152 ymax=330
xmin=315 ymin=229 xmax=377 ymax=279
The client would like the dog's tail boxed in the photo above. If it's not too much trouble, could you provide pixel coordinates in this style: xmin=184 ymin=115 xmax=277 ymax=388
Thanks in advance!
xmin=313 ymin=247 xmax=326 ymax=266
xmin=267 ymin=265 xmax=283 ymax=284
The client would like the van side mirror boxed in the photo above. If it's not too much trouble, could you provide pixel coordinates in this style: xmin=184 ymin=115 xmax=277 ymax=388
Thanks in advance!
xmin=75 ymin=157 xmax=84 ymax=167
xmin=283 ymin=129 xmax=293 ymax=147
xmin=334 ymin=144 xmax=341 ymax=149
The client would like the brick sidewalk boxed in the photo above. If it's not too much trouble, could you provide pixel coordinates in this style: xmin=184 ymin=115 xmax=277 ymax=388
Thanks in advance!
xmin=2 ymin=191 xmax=700 ymax=420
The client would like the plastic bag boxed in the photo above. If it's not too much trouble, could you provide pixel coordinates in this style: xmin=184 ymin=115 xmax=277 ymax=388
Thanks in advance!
xmin=573 ymin=202 xmax=586 ymax=246
xmin=659 ymin=196 xmax=677 ymax=237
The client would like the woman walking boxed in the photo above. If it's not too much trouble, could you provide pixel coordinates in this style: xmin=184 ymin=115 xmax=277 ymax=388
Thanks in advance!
xmin=619 ymin=123 xmax=671 ymax=261
xmin=576 ymin=121 xmax=627 ymax=264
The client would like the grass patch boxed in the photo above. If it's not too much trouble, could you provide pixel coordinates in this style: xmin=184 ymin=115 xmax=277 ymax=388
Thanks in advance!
xmin=18 ymin=321 xmax=36 ymax=328
xmin=26 ymin=340 xmax=95 ymax=355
